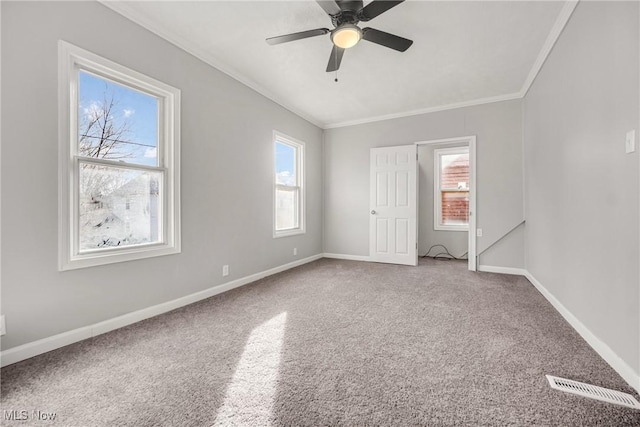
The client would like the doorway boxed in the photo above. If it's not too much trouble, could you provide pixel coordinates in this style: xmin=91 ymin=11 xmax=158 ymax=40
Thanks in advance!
xmin=416 ymin=136 xmax=477 ymax=271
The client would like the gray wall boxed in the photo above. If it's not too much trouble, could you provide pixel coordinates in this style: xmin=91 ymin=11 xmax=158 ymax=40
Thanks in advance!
xmin=0 ymin=1 xmax=323 ymax=350
xmin=324 ymin=99 xmax=524 ymax=269
xmin=418 ymin=143 xmax=468 ymax=258
xmin=524 ymin=1 xmax=639 ymax=375
xmin=478 ymin=223 xmax=524 ymax=268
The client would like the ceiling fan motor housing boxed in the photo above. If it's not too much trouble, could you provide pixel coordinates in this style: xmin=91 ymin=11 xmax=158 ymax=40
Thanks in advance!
xmin=266 ymin=1 xmax=412 ymax=72
xmin=336 ymin=1 xmax=363 ymax=14
xmin=330 ymin=0 xmax=364 ymax=27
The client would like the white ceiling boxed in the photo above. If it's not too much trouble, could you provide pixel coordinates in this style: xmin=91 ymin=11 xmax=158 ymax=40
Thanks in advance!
xmin=103 ymin=1 xmax=571 ymax=128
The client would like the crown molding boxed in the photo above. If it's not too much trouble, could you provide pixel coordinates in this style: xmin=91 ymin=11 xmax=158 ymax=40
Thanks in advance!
xmin=323 ymin=92 xmax=523 ymax=129
xmin=519 ymin=0 xmax=579 ymax=97
xmin=324 ymin=0 xmax=578 ymax=129
xmin=99 ymin=0 xmax=325 ymax=129
xmin=99 ymin=0 xmax=579 ymax=131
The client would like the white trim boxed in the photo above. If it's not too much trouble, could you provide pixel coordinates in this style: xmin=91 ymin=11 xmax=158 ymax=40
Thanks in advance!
xmin=0 ymin=254 xmax=323 ymax=368
xmin=99 ymin=0 xmax=323 ymax=129
xmin=324 ymin=1 xmax=576 ymax=129
xmin=460 ymin=263 xmax=640 ymax=393
xmin=519 ymin=1 xmax=579 ymax=97
xmin=325 ymin=93 xmax=522 ymax=129
xmin=477 ymin=265 xmax=527 ymax=276
xmin=638 ymin=0 xmax=640 ymax=402
xmin=0 ymin=1 xmax=3 ymax=341
xmin=99 ymin=1 xmax=576 ymax=131
xmin=273 ymin=228 xmax=306 ymax=239
xmin=273 ymin=131 xmax=306 ymax=238
xmin=415 ymin=136 xmax=477 ymax=271
xmin=58 ymin=40 xmax=181 ymax=271
xmin=5 ymin=255 xmax=637 ymax=396
xmin=469 ymin=139 xmax=477 ymax=270
xmin=322 ymin=253 xmax=371 ymax=262
xmin=433 ymin=146 xmax=470 ymax=232
xmin=524 ymin=271 xmax=640 ymax=395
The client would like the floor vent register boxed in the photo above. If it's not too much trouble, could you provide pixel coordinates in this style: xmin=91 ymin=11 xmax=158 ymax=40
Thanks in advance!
xmin=546 ymin=375 xmax=640 ymax=410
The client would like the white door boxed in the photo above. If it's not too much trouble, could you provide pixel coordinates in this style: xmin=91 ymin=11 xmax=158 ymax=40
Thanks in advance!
xmin=369 ymin=145 xmax=418 ymax=266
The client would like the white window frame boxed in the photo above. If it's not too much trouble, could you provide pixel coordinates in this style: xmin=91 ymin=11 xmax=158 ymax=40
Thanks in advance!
xmin=434 ymin=146 xmax=469 ymax=232
xmin=58 ymin=41 xmax=181 ymax=270
xmin=273 ymin=131 xmax=305 ymax=238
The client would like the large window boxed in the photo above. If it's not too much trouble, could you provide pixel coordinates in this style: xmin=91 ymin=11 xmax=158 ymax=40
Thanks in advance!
xmin=274 ymin=132 xmax=304 ymax=237
xmin=59 ymin=41 xmax=180 ymax=270
xmin=434 ymin=146 xmax=469 ymax=231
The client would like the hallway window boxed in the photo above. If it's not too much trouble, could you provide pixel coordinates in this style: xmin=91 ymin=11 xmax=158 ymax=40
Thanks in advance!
xmin=434 ymin=146 xmax=469 ymax=230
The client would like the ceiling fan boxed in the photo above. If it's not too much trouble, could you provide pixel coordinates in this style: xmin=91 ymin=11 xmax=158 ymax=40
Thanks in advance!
xmin=266 ymin=0 xmax=413 ymax=73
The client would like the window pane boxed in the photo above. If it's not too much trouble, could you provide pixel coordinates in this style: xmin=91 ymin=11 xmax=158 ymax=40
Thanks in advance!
xmin=440 ymin=152 xmax=469 ymax=190
xmin=78 ymin=71 xmax=159 ymax=166
xmin=79 ymin=162 xmax=162 ymax=251
xmin=441 ymin=191 xmax=469 ymax=225
xmin=275 ymin=187 xmax=299 ymax=231
xmin=275 ymin=142 xmax=296 ymax=185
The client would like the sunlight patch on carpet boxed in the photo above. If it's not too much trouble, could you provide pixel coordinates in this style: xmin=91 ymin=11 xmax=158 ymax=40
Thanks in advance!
xmin=213 ymin=312 xmax=287 ymax=426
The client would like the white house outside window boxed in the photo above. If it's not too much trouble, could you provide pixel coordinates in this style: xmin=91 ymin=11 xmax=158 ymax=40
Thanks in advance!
xmin=274 ymin=132 xmax=304 ymax=237
xmin=59 ymin=41 xmax=180 ymax=270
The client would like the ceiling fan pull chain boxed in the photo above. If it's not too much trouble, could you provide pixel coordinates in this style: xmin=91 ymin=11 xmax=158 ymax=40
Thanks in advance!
xmin=334 ymin=49 xmax=339 ymax=82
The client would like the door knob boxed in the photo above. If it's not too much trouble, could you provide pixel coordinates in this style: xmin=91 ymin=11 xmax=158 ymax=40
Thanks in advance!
xmin=371 ymin=210 xmax=376 ymax=215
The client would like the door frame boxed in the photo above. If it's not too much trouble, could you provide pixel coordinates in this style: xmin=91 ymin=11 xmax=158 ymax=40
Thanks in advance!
xmin=415 ymin=136 xmax=477 ymax=271
xmin=369 ymin=145 xmax=418 ymax=266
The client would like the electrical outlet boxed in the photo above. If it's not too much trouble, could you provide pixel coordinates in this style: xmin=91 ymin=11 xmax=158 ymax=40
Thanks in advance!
xmin=625 ymin=130 xmax=636 ymax=154
xmin=476 ymin=228 xmax=483 ymax=237
xmin=222 ymin=265 xmax=229 ymax=277
xmin=1 ymin=315 xmax=6 ymax=336
xmin=293 ymin=247 xmax=298 ymax=256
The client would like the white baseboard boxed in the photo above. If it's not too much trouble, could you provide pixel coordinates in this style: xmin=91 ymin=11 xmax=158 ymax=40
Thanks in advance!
xmin=452 ymin=264 xmax=639 ymax=394
xmin=322 ymin=253 xmax=371 ymax=262
xmin=0 ymin=254 xmax=323 ymax=367
xmin=524 ymin=271 xmax=640 ymax=395
xmin=4 ymin=255 xmax=638 ymax=396
xmin=477 ymin=265 xmax=527 ymax=276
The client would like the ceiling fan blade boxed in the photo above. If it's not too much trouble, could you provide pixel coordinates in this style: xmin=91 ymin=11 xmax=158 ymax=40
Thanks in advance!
xmin=326 ymin=45 xmax=345 ymax=72
xmin=266 ymin=28 xmax=330 ymax=45
xmin=316 ymin=1 xmax=341 ymax=16
xmin=359 ymin=0 xmax=404 ymax=21
xmin=361 ymin=28 xmax=413 ymax=52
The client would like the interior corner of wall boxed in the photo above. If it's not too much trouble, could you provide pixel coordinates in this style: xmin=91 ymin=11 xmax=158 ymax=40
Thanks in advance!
xmin=478 ymin=221 xmax=526 ymax=269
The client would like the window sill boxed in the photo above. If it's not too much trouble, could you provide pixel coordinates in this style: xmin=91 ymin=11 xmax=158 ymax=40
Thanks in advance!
xmin=273 ymin=228 xmax=306 ymax=239
xmin=60 ymin=243 xmax=180 ymax=271
xmin=434 ymin=226 xmax=469 ymax=232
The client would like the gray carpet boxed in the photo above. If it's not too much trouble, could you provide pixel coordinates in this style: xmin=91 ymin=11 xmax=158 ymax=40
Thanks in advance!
xmin=1 ymin=258 xmax=639 ymax=426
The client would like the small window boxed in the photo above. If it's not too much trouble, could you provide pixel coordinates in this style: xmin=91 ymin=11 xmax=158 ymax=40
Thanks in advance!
xmin=274 ymin=132 xmax=304 ymax=237
xmin=434 ymin=146 xmax=469 ymax=231
xmin=59 ymin=41 xmax=180 ymax=270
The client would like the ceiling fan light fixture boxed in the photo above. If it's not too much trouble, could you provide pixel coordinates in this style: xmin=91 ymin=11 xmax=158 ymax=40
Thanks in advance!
xmin=331 ymin=24 xmax=362 ymax=49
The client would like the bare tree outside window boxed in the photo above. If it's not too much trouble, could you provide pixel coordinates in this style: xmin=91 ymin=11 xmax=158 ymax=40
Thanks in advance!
xmin=79 ymin=90 xmax=134 ymax=202
xmin=78 ymin=71 xmax=160 ymax=251
xmin=59 ymin=42 xmax=180 ymax=270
